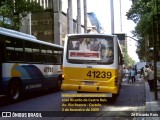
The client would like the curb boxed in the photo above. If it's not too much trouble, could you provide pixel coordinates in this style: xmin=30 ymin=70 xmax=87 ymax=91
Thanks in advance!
xmin=145 ymin=81 xmax=160 ymax=120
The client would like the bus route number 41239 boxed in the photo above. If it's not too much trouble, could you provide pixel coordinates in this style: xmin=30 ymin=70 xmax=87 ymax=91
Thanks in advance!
xmin=86 ymin=71 xmax=112 ymax=78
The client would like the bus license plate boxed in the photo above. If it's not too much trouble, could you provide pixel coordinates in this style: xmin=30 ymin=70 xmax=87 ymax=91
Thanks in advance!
xmin=83 ymin=81 xmax=94 ymax=85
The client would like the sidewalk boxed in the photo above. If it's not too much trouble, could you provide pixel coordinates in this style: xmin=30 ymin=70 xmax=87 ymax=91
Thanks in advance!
xmin=144 ymin=79 xmax=160 ymax=120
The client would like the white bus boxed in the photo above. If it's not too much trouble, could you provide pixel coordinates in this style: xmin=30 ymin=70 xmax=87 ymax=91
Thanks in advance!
xmin=62 ymin=34 xmax=123 ymax=99
xmin=0 ymin=27 xmax=63 ymax=102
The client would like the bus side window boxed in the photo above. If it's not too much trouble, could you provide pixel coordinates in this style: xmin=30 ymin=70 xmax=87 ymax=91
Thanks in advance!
xmin=52 ymin=56 xmax=57 ymax=64
xmin=6 ymin=49 xmax=24 ymax=62
xmin=6 ymin=43 xmax=12 ymax=61
xmin=43 ymin=55 xmax=57 ymax=64
xmin=32 ymin=53 xmax=41 ymax=63
xmin=24 ymin=41 xmax=41 ymax=63
xmin=41 ymin=54 xmax=51 ymax=64
xmin=41 ymin=55 xmax=45 ymax=63
xmin=5 ymin=37 xmax=24 ymax=62
xmin=32 ymin=43 xmax=41 ymax=63
xmin=45 ymin=55 xmax=52 ymax=63
xmin=7 ymin=50 xmax=16 ymax=61
xmin=25 ymin=52 xmax=33 ymax=62
xmin=15 ymin=51 xmax=24 ymax=61
xmin=54 ymin=55 xmax=61 ymax=64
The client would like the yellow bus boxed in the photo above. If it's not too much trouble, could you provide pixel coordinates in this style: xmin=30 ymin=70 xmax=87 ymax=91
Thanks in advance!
xmin=62 ymin=34 xmax=123 ymax=99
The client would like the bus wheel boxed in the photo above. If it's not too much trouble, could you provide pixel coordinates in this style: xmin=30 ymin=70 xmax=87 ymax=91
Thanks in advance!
xmin=77 ymin=91 xmax=85 ymax=93
xmin=107 ymin=93 xmax=118 ymax=103
xmin=56 ymin=78 xmax=62 ymax=91
xmin=112 ymin=93 xmax=119 ymax=102
xmin=8 ymin=81 xmax=22 ymax=102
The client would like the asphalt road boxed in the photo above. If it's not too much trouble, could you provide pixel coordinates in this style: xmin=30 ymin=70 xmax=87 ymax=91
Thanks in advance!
xmin=0 ymin=78 xmax=146 ymax=120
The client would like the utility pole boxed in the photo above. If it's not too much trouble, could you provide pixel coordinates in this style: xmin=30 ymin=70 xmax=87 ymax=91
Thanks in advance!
xmin=77 ymin=0 xmax=81 ymax=33
xmin=119 ymin=0 xmax=122 ymax=32
xmin=53 ymin=0 xmax=62 ymax=45
xmin=84 ymin=0 xmax=87 ymax=33
xmin=67 ymin=0 xmax=73 ymax=33
xmin=110 ymin=0 xmax=115 ymax=34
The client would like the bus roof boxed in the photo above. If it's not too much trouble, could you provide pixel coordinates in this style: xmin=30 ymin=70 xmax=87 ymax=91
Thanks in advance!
xmin=66 ymin=33 xmax=116 ymax=37
xmin=0 ymin=27 xmax=63 ymax=49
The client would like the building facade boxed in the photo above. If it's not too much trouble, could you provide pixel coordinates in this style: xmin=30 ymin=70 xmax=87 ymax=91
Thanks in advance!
xmin=20 ymin=0 xmax=100 ymax=45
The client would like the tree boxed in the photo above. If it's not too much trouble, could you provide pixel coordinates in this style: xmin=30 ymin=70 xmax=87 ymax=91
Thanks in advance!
xmin=121 ymin=45 xmax=136 ymax=68
xmin=0 ymin=4 xmax=12 ymax=29
xmin=0 ymin=0 xmax=44 ymax=30
xmin=126 ymin=0 xmax=155 ymax=61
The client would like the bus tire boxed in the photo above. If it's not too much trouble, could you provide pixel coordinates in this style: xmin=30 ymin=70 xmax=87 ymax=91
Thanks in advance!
xmin=8 ymin=80 xmax=22 ymax=102
xmin=48 ymin=78 xmax=62 ymax=93
xmin=77 ymin=91 xmax=85 ymax=93
xmin=77 ymin=91 xmax=82 ymax=93
xmin=56 ymin=78 xmax=62 ymax=91
xmin=107 ymin=93 xmax=119 ymax=103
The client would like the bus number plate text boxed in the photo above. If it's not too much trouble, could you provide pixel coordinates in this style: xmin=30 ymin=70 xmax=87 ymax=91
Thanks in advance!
xmin=86 ymin=71 xmax=112 ymax=78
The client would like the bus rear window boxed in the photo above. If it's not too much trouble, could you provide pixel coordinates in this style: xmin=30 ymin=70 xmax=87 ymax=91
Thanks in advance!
xmin=67 ymin=37 xmax=114 ymax=64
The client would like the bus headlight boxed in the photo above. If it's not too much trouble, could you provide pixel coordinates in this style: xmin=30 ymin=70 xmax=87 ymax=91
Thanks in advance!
xmin=62 ymin=74 xmax=65 ymax=79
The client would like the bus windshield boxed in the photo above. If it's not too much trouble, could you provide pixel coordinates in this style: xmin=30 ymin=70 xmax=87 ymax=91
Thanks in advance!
xmin=67 ymin=36 xmax=114 ymax=64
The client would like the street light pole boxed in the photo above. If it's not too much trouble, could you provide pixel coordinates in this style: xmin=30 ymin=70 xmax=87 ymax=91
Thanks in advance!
xmin=84 ymin=0 xmax=87 ymax=33
xmin=77 ymin=0 xmax=81 ymax=33
xmin=125 ymin=36 xmax=138 ymax=42
xmin=67 ymin=0 xmax=73 ymax=34
xmin=110 ymin=0 xmax=114 ymax=34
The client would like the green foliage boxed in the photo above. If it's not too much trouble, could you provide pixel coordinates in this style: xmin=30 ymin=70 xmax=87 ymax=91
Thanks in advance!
xmin=0 ymin=4 xmax=12 ymax=28
xmin=136 ymin=38 xmax=146 ymax=61
xmin=126 ymin=0 xmax=156 ymax=61
xmin=121 ymin=45 xmax=136 ymax=68
xmin=44 ymin=8 xmax=53 ymax=12
xmin=0 ymin=0 xmax=44 ymax=30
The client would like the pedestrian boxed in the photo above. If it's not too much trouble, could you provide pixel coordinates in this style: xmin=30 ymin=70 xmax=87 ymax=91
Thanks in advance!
xmin=123 ymin=67 xmax=127 ymax=78
xmin=136 ymin=69 xmax=141 ymax=81
xmin=127 ymin=67 xmax=131 ymax=84
xmin=144 ymin=65 xmax=149 ymax=80
xmin=149 ymin=64 xmax=153 ymax=69
xmin=140 ymin=67 xmax=144 ymax=78
xmin=126 ymin=68 xmax=128 ymax=77
xmin=130 ymin=68 xmax=136 ymax=83
xmin=146 ymin=66 xmax=154 ymax=91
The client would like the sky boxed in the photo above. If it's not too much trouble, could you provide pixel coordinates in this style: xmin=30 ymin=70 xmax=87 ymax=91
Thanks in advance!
xmin=62 ymin=0 xmax=139 ymax=62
